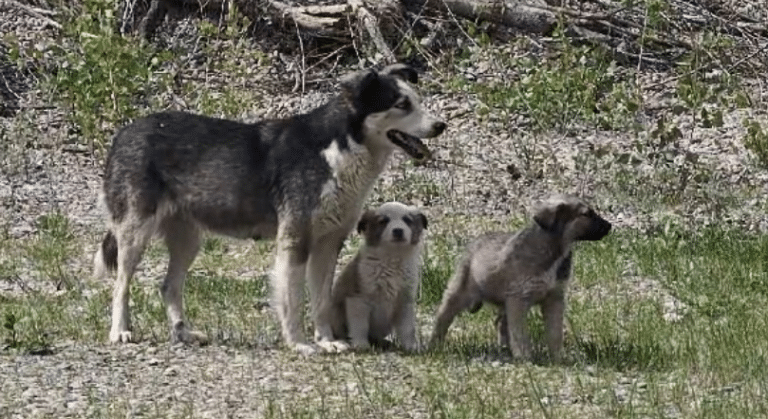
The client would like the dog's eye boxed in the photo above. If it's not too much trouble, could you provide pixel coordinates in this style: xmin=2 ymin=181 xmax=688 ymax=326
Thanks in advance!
xmin=394 ymin=98 xmax=411 ymax=111
xmin=378 ymin=216 xmax=389 ymax=225
xmin=402 ymin=216 xmax=413 ymax=225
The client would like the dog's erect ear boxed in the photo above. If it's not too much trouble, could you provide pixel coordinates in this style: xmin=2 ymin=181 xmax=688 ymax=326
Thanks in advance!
xmin=533 ymin=204 xmax=562 ymax=231
xmin=341 ymin=69 xmax=378 ymax=107
xmin=357 ymin=210 xmax=375 ymax=234
xmin=342 ymin=67 xmax=404 ymax=116
xmin=381 ymin=63 xmax=418 ymax=84
xmin=416 ymin=212 xmax=428 ymax=230
xmin=342 ymin=69 xmax=377 ymax=92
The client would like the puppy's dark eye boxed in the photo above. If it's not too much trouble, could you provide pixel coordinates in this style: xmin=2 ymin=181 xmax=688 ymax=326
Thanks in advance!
xmin=394 ymin=97 xmax=411 ymax=111
xmin=402 ymin=216 xmax=413 ymax=225
xmin=378 ymin=216 xmax=390 ymax=225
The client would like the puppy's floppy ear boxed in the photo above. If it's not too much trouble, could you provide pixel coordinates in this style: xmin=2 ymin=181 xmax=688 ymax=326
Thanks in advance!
xmin=380 ymin=63 xmax=418 ymax=84
xmin=416 ymin=212 xmax=428 ymax=229
xmin=533 ymin=203 xmax=562 ymax=231
xmin=357 ymin=210 xmax=375 ymax=234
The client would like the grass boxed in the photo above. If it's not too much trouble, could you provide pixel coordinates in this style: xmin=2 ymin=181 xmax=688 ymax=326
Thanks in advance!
xmin=2 ymin=211 xmax=768 ymax=417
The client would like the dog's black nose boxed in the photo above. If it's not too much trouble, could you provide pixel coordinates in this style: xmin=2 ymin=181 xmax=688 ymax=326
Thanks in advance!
xmin=392 ymin=228 xmax=404 ymax=240
xmin=433 ymin=121 xmax=447 ymax=135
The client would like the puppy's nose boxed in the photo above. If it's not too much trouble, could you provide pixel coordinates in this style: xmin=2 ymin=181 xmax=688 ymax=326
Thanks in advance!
xmin=433 ymin=121 xmax=447 ymax=135
xmin=392 ymin=228 xmax=405 ymax=240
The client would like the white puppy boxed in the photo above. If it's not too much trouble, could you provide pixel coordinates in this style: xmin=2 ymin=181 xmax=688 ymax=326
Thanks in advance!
xmin=330 ymin=202 xmax=427 ymax=351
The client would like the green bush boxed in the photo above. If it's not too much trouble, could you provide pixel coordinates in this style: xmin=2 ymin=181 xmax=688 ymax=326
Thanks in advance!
xmin=48 ymin=0 xmax=172 ymax=149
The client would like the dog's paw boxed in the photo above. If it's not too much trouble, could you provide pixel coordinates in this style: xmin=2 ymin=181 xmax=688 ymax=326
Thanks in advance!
xmin=109 ymin=330 xmax=133 ymax=344
xmin=173 ymin=329 xmax=210 ymax=346
xmin=316 ymin=339 xmax=350 ymax=353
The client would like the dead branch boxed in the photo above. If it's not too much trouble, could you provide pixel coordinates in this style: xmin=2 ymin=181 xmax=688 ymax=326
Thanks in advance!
xmin=2 ymin=0 xmax=61 ymax=29
xmin=440 ymin=0 xmax=556 ymax=35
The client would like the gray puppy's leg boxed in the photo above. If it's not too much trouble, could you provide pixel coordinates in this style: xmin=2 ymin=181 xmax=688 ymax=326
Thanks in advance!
xmin=504 ymin=297 xmax=532 ymax=361
xmin=542 ymin=294 xmax=566 ymax=363
xmin=495 ymin=306 xmax=509 ymax=347
xmin=430 ymin=261 xmax=476 ymax=345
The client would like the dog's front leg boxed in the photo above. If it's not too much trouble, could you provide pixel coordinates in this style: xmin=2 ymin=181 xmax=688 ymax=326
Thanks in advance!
xmin=306 ymin=237 xmax=349 ymax=352
xmin=394 ymin=300 xmax=420 ymax=352
xmin=345 ymin=296 xmax=372 ymax=350
xmin=542 ymin=294 xmax=565 ymax=363
xmin=504 ymin=297 xmax=533 ymax=361
xmin=272 ymin=235 xmax=315 ymax=356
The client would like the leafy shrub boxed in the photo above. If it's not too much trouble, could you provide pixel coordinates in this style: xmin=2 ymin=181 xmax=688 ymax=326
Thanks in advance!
xmin=47 ymin=0 xmax=172 ymax=149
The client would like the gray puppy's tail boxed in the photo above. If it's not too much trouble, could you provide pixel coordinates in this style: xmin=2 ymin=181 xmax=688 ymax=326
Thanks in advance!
xmin=93 ymin=231 xmax=118 ymax=278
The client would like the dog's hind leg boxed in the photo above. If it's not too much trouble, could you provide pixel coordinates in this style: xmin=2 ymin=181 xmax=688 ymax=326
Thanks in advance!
xmin=307 ymin=236 xmax=349 ymax=352
xmin=430 ymin=259 xmax=477 ymax=346
xmin=160 ymin=215 xmax=207 ymax=345
xmin=109 ymin=217 xmax=154 ymax=343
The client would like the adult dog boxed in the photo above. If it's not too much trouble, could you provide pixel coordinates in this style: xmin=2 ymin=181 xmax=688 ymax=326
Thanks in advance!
xmin=429 ymin=194 xmax=611 ymax=362
xmin=93 ymin=64 xmax=446 ymax=355
xmin=330 ymin=202 xmax=427 ymax=352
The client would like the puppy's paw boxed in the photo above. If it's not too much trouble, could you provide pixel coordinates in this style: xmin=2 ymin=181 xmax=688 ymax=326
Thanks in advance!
xmin=401 ymin=341 xmax=421 ymax=354
xmin=316 ymin=339 xmax=350 ymax=353
xmin=350 ymin=339 xmax=371 ymax=351
xmin=109 ymin=330 xmax=133 ymax=344
xmin=292 ymin=343 xmax=319 ymax=357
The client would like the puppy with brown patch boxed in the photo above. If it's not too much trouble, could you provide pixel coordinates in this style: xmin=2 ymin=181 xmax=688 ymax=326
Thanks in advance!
xmin=330 ymin=202 xmax=427 ymax=351
xmin=430 ymin=194 xmax=611 ymax=362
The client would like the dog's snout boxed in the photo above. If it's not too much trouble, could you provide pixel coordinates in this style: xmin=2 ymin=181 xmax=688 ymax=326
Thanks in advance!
xmin=591 ymin=217 xmax=612 ymax=239
xmin=392 ymin=228 xmax=405 ymax=240
xmin=433 ymin=121 xmax=447 ymax=135
xmin=579 ymin=214 xmax=612 ymax=241
xmin=600 ymin=219 xmax=612 ymax=236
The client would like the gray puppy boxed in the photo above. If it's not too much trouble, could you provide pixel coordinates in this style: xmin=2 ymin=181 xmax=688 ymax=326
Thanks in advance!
xmin=330 ymin=202 xmax=427 ymax=351
xmin=430 ymin=194 xmax=611 ymax=362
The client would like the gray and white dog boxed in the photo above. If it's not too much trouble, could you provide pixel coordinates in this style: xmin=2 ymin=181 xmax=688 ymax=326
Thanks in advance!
xmin=93 ymin=64 xmax=446 ymax=355
xmin=429 ymin=194 xmax=611 ymax=362
xmin=329 ymin=202 xmax=427 ymax=352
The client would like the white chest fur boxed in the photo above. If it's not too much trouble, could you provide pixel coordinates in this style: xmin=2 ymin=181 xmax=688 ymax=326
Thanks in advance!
xmin=312 ymin=138 xmax=391 ymax=239
xmin=356 ymin=249 xmax=420 ymax=302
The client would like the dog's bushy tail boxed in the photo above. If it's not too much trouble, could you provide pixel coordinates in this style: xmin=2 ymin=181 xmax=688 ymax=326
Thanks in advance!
xmin=93 ymin=230 xmax=118 ymax=278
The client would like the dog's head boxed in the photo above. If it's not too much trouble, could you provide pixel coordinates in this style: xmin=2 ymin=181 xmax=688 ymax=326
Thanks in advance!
xmin=341 ymin=64 xmax=446 ymax=161
xmin=357 ymin=202 xmax=428 ymax=249
xmin=533 ymin=194 xmax=611 ymax=242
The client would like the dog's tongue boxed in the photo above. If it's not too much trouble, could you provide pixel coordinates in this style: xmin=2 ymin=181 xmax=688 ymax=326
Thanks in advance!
xmin=386 ymin=130 xmax=431 ymax=161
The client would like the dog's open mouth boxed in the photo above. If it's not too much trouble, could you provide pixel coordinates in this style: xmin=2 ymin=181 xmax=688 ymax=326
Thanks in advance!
xmin=387 ymin=130 xmax=431 ymax=161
